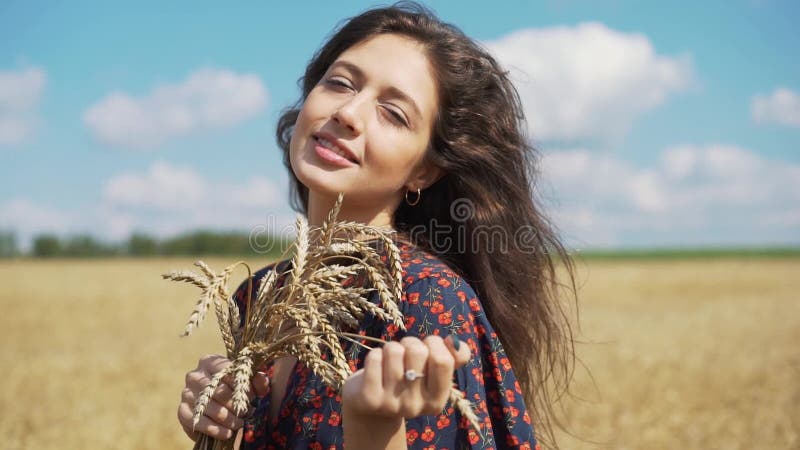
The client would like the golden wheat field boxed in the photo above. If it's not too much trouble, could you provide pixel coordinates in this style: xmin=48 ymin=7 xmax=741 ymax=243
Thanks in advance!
xmin=0 ymin=256 xmax=797 ymax=449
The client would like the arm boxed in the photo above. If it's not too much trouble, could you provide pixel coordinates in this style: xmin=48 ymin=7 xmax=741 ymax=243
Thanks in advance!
xmin=343 ymin=409 xmax=406 ymax=450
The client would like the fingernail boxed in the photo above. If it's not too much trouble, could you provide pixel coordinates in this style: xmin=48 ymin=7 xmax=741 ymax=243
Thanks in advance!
xmin=451 ymin=334 xmax=462 ymax=352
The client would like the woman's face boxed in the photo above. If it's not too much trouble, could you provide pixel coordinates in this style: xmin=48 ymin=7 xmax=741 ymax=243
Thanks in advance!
xmin=289 ymin=33 xmax=441 ymax=213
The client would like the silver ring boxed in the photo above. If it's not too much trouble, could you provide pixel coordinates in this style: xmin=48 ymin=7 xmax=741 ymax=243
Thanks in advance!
xmin=404 ymin=369 xmax=425 ymax=381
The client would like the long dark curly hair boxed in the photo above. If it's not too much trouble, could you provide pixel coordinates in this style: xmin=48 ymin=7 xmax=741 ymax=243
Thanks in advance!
xmin=275 ymin=2 xmax=578 ymax=447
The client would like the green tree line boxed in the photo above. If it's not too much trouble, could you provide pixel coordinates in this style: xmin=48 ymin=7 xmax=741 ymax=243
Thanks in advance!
xmin=0 ymin=230 xmax=290 ymax=258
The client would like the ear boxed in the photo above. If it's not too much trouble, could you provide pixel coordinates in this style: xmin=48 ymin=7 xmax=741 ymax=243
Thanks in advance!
xmin=406 ymin=157 xmax=444 ymax=192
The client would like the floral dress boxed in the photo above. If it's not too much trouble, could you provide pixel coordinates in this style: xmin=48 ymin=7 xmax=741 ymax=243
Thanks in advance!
xmin=232 ymin=238 xmax=540 ymax=450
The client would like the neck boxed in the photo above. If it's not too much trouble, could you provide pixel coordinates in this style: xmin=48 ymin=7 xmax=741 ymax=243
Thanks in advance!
xmin=306 ymin=190 xmax=400 ymax=243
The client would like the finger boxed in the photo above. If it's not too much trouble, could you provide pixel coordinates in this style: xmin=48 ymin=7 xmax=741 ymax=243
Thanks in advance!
xmin=189 ymin=371 xmax=239 ymax=413
xmin=181 ymin=387 xmax=244 ymax=430
xmin=422 ymin=335 xmax=455 ymax=411
xmin=178 ymin=399 xmax=236 ymax=440
xmin=445 ymin=333 xmax=471 ymax=368
xmin=251 ymin=371 xmax=270 ymax=398
xmin=400 ymin=336 xmax=428 ymax=396
xmin=199 ymin=354 xmax=232 ymax=375
xmin=382 ymin=341 xmax=405 ymax=394
xmin=363 ymin=347 xmax=384 ymax=396
xmin=342 ymin=347 xmax=384 ymax=413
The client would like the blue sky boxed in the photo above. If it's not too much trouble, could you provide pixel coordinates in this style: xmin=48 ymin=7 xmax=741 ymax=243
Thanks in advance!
xmin=1 ymin=0 xmax=798 ymax=250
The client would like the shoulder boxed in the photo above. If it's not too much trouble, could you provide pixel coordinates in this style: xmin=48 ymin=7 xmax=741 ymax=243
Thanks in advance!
xmin=390 ymin=240 xmax=486 ymax=337
xmin=397 ymin=240 xmax=471 ymax=292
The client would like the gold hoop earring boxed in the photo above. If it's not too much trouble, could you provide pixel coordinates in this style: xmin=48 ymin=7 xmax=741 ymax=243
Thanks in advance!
xmin=405 ymin=188 xmax=421 ymax=206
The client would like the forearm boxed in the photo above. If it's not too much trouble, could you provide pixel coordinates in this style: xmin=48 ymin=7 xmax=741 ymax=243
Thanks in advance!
xmin=342 ymin=407 xmax=407 ymax=450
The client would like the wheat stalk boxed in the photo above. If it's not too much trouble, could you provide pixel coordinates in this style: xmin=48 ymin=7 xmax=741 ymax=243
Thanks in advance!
xmin=163 ymin=192 xmax=484 ymax=450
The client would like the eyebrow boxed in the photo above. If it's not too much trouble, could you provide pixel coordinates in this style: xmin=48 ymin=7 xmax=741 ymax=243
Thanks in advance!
xmin=329 ymin=60 xmax=423 ymax=120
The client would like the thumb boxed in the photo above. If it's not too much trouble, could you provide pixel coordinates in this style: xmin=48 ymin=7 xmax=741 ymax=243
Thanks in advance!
xmin=252 ymin=371 xmax=270 ymax=397
xmin=445 ymin=334 xmax=471 ymax=368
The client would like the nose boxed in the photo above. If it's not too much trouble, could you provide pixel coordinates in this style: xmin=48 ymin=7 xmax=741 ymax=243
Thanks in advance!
xmin=332 ymin=94 xmax=366 ymax=135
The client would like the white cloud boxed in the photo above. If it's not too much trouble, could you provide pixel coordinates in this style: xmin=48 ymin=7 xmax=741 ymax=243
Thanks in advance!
xmin=0 ymin=198 xmax=69 ymax=234
xmin=84 ymin=68 xmax=268 ymax=149
xmin=540 ymin=144 xmax=800 ymax=247
xmin=102 ymin=161 xmax=283 ymax=211
xmin=751 ymin=87 xmax=800 ymax=127
xmin=483 ymin=22 xmax=694 ymax=142
xmin=100 ymin=161 xmax=291 ymax=240
xmin=0 ymin=162 xmax=294 ymax=251
xmin=103 ymin=161 xmax=207 ymax=209
xmin=0 ymin=67 xmax=46 ymax=146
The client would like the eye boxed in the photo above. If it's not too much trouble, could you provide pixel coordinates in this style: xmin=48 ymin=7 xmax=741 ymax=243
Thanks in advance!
xmin=383 ymin=105 xmax=409 ymax=128
xmin=324 ymin=77 xmax=353 ymax=90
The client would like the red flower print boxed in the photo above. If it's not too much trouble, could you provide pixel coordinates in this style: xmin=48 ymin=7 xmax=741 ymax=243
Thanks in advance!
xmin=271 ymin=431 xmax=287 ymax=446
xmin=467 ymin=428 xmax=480 ymax=444
xmin=328 ymin=411 xmax=341 ymax=426
xmin=430 ymin=301 xmax=445 ymax=313
xmin=506 ymin=434 xmax=520 ymax=446
xmin=407 ymin=292 xmax=420 ymax=304
xmin=472 ymin=366 xmax=483 ymax=380
xmin=421 ymin=426 xmax=435 ymax=442
xmin=404 ymin=315 xmax=416 ymax=329
xmin=312 ymin=396 xmax=322 ymax=408
xmin=501 ymin=357 xmax=512 ymax=371
xmin=310 ymin=443 xmax=322 ymax=450
xmin=406 ymin=429 xmax=419 ymax=445
xmin=244 ymin=429 xmax=255 ymax=443
xmin=437 ymin=414 xmax=451 ymax=429
xmin=438 ymin=311 xmax=453 ymax=325
xmin=493 ymin=367 xmax=503 ymax=382
xmin=456 ymin=290 xmax=466 ymax=302
xmin=438 ymin=278 xmax=452 ymax=288
xmin=523 ymin=410 xmax=532 ymax=424
xmin=505 ymin=389 xmax=515 ymax=403
xmin=469 ymin=298 xmax=481 ymax=311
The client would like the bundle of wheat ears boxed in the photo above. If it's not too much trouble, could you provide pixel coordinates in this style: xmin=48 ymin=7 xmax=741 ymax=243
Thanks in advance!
xmin=163 ymin=193 xmax=481 ymax=450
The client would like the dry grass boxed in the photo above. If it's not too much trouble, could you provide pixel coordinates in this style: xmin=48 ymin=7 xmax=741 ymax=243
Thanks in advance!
xmin=0 ymin=256 xmax=797 ymax=449
xmin=553 ymin=257 xmax=800 ymax=449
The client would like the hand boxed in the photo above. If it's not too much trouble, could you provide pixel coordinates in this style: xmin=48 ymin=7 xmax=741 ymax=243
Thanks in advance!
xmin=341 ymin=334 xmax=470 ymax=420
xmin=178 ymin=354 xmax=270 ymax=441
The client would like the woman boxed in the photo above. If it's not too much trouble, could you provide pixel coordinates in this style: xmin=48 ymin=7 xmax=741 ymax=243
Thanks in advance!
xmin=178 ymin=2 xmax=576 ymax=449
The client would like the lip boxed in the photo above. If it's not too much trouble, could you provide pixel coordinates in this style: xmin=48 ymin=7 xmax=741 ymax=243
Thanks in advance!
xmin=312 ymin=131 xmax=360 ymax=165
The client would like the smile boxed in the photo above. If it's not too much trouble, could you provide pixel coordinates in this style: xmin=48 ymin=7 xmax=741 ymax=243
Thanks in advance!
xmin=313 ymin=136 xmax=359 ymax=166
